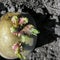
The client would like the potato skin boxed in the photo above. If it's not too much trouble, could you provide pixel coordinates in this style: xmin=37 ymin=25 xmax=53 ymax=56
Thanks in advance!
xmin=0 ymin=12 xmax=36 ymax=59
xmin=0 ymin=12 xmax=20 ymax=59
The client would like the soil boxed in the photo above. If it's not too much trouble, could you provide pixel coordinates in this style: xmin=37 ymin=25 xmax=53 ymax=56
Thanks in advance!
xmin=0 ymin=0 xmax=60 ymax=60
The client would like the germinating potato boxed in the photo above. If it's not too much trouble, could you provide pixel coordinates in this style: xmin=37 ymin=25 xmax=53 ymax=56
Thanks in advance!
xmin=0 ymin=12 xmax=37 ymax=59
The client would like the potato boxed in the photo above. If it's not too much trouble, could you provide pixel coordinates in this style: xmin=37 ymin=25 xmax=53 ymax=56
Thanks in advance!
xmin=0 ymin=12 xmax=36 ymax=59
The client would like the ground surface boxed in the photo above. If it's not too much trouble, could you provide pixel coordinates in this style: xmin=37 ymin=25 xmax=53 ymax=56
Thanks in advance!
xmin=0 ymin=0 xmax=60 ymax=60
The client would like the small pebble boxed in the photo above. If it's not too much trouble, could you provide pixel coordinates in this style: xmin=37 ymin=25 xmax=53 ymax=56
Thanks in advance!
xmin=8 ymin=6 xmax=15 ymax=12
xmin=1 ymin=10 xmax=6 ymax=14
